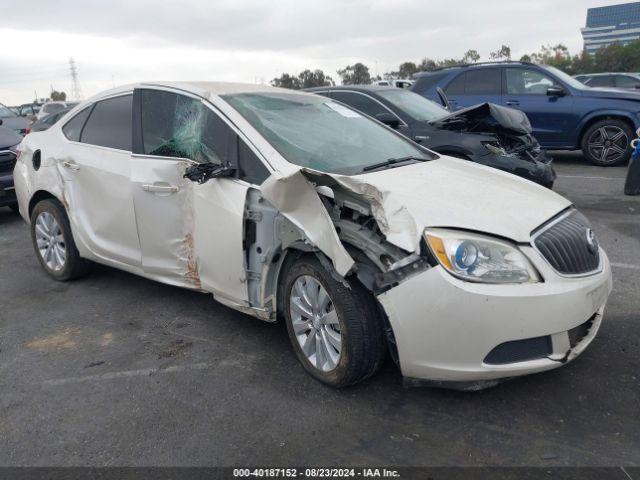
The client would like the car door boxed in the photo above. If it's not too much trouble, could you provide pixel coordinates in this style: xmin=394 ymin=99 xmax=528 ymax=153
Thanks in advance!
xmin=57 ymin=94 xmax=141 ymax=267
xmin=503 ymin=67 xmax=575 ymax=147
xmin=588 ymin=75 xmax=615 ymax=88
xmin=443 ymin=68 xmax=503 ymax=110
xmin=615 ymin=74 xmax=640 ymax=89
xmin=131 ymin=87 xmax=263 ymax=301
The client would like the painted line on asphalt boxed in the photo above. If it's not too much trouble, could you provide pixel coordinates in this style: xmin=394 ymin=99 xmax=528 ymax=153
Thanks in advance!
xmin=557 ymin=175 xmax=623 ymax=180
xmin=611 ymin=262 xmax=640 ymax=271
xmin=42 ymin=362 xmax=210 ymax=386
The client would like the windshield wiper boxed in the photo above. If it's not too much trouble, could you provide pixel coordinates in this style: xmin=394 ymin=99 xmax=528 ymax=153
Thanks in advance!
xmin=362 ymin=156 xmax=425 ymax=172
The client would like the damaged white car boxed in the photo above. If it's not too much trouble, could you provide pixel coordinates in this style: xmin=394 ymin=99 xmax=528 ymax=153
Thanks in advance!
xmin=14 ymin=82 xmax=613 ymax=389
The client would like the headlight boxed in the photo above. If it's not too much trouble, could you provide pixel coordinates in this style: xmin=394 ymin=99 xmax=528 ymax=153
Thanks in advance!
xmin=425 ymin=228 xmax=540 ymax=284
xmin=9 ymin=143 xmax=21 ymax=160
xmin=482 ymin=141 xmax=509 ymax=156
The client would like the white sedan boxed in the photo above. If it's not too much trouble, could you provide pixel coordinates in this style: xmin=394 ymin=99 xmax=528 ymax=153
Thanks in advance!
xmin=13 ymin=82 xmax=612 ymax=389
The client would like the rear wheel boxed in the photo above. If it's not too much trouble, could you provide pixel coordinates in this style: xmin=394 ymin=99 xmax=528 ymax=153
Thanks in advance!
xmin=30 ymin=199 xmax=90 ymax=281
xmin=581 ymin=119 xmax=632 ymax=166
xmin=281 ymin=256 xmax=386 ymax=388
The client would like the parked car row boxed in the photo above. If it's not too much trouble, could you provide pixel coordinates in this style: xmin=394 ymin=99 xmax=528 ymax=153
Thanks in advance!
xmin=11 ymin=81 xmax=612 ymax=390
xmin=574 ymin=72 xmax=640 ymax=90
xmin=412 ymin=61 xmax=640 ymax=166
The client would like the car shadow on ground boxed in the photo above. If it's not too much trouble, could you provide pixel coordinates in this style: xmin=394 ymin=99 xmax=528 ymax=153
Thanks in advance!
xmin=0 ymin=207 xmax=22 ymax=225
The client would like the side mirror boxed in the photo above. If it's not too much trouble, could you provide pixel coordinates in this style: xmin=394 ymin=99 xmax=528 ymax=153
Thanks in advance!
xmin=183 ymin=162 xmax=236 ymax=184
xmin=375 ymin=112 xmax=400 ymax=128
xmin=436 ymin=87 xmax=453 ymax=111
xmin=547 ymin=86 xmax=566 ymax=97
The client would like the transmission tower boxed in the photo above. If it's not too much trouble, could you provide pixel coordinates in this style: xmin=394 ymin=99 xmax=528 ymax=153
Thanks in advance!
xmin=69 ymin=57 xmax=84 ymax=101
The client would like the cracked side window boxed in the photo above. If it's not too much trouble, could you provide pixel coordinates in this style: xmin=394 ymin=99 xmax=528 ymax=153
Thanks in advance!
xmin=140 ymin=89 xmax=228 ymax=164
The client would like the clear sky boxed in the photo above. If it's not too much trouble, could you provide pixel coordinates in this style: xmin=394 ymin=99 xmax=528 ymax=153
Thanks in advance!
xmin=0 ymin=0 xmax=618 ymax=104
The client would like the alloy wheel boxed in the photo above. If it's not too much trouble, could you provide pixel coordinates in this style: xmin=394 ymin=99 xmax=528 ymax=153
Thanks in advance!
xmin=289 ymin=275 xmax=342 ymax=372
xmin=35 ymin=211 xmax=66 ymax=271
xmin=587 ymin=126 xmax=628 ymax=164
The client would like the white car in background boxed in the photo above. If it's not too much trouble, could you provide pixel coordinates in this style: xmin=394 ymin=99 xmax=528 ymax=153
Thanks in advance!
xmin=373 ymin=79 xmax=413 ymax=89
xmin=13 ymin=82 xmax=612 ymax=389
xmin=36 ymin=101 xmax=77 ymax=120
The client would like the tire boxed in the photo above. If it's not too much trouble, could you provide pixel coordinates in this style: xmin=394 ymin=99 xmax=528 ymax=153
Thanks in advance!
xmin=581 ymin=119 xmax=633 ymax=166
xmin=281 ymin=255 xmax=386 ymax=388
xmin=30 ymin=199 xmax=90 ymax=281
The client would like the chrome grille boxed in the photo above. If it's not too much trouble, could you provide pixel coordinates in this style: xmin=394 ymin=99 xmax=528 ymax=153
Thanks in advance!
xmin=533 ymin=210 xmax=600 ymax=275
xmin=0 ymin=150 xmax=17 ymax=173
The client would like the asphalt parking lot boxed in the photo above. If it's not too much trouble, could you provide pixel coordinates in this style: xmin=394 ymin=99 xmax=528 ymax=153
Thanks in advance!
xmin=0 ymin=154 xmax=638 ymax=467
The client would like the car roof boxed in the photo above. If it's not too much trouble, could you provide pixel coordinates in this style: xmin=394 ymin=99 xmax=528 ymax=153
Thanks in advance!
xmin=305 ymin=85 xmax=396 ymax=93
xmin=577 ymin=72 xmax=639 ymax=76
xmin=414 ymin=61 xmax=538 ymax=77
xmin=89 ymin=81 xmax=301 ymax=103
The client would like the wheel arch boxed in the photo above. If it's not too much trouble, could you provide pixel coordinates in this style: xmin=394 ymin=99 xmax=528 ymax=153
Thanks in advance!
xmin=577 ymin=113 xmax=636 ymax=147
xmin=28 ymin=190 xmax=64 ymax=218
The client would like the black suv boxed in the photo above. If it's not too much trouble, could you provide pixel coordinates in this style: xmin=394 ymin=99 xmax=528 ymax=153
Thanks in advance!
xmin=307 ymin=85 xmax=556 ymax=187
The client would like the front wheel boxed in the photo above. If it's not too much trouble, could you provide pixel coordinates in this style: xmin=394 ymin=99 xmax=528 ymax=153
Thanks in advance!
xmin=581 ymin=119 xmax=632 ymax=166
xmin=282 ymin=256 xmax=386 ymax=388
xmin=30 ymin=199 xmax=90 ymax=281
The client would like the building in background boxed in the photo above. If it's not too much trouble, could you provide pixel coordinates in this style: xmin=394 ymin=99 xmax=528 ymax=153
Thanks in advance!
xmin=581 ymin=2 xmax=640 ymax=54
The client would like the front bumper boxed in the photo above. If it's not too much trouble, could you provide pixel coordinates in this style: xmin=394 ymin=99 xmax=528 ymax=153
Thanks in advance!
xmin=480 ymin=151 xmax=556 ymax=188
xmin=377 ymin=247 xmax=612 ymax=383
xmin=0 ymin=172 xmax=17 ymax=207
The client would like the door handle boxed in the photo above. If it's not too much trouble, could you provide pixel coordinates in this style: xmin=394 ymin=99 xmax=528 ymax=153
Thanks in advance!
xmin=142 ymin=183 xmax=179 ymax=194
xmin=505 ymin=100 xmax=520 ymax=106
xmin=61 ymin=160 xmax=80 ymax=171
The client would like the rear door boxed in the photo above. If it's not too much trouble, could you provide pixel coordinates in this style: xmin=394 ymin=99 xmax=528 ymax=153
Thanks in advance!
xmin=615 ymin=74 xmax=640 ymax=89
xmin=58 ymin=94 xmax=141 ymax=267
xmin=443 ymin=68 xmax=503 ymax=110
xmin=588 ymin=75 xmax=615 ymax=88
xmin=502 ymin=67 xmax=575 ymax=146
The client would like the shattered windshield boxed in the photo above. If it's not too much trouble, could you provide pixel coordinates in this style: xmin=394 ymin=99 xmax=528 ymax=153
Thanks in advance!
xmin=377 ymin=89 xmax=448 ymax=122
xmin=222 ymin=92 xmax=433 ymax=174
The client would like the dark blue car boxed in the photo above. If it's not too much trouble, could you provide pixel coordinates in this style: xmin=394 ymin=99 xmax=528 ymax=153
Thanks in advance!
xmin=412 ymin=61 xmax=640 ymax=166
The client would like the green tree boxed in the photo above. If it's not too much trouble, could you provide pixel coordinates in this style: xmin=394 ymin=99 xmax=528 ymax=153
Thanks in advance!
xmin=298 ymin=69 xmax=334 ymax=88
xmin=569 ymin=50 xmax=594 ymax=74
xmin=270 ymin=73 xmax=301 ymax=90
xmin=462 ymin=49 xmax=481 ymax=63
xmin=397 ymin=62 xmax=419 ymax=78
xmin=418 ymin=58 xmax=438 ymax=72
xmin=50 ymin=90 xmax=66 ymax=101
xmin=337 ymin=63 xmax=371 ymax=85
xmin=490 ymin=45 xmax=511 ymax=60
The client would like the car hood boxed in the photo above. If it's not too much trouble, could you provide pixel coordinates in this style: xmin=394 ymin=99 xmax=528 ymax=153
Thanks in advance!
xmin=262 ymin=157 xmax=571 ymax=275
xmin=429 ymin=102 xmax=532 ymax=135
xmin=580 ymin=87 xmax=640 ymax=101
xmin=344 ymin=157 xmax=569 ymax=245
xmin=0 ymin=125 xmax=22 ymax=148
xmin=0 ymin=116 xmax=29 ymax=134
